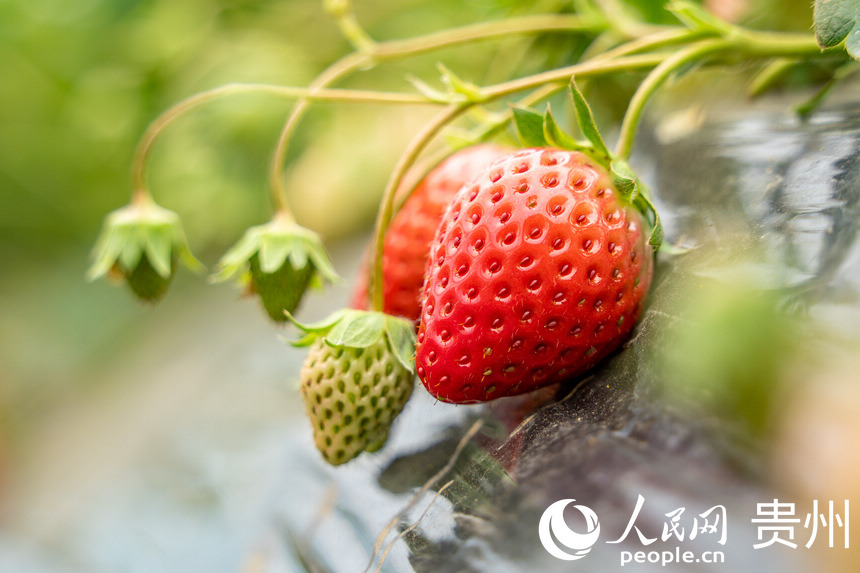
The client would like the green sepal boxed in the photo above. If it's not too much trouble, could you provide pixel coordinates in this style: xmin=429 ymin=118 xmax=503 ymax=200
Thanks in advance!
xmin=326 ymin=311 xmax=386 ymax=348
xmin=637 ymin=188 xmax=664 ymax=250
xmin=814 ymin=0 xmax=860 ymax=59
xmin=283 ymin=309 xmax=350 ymax=347
xmin=87 ymin=200 xmax=203 ymax=298
xmin=570 ymin=79 xmax=611 ymax=160
xmin=610 ymin=159 xmax=640 ymax=203
xmin=658 ymin=242 xmax=693 ymax=256
xmin=212 ymin=216 xmax=340 ymax=286
xmin=512 ymin=105 xmax=549 ymax=148
xmin=407 ymin=75 xmax=456 ymax=103
xmin=543 ymin=104 xmax=590 ymax=151
xmin=437 ymin=63 xmax=487 ymax=103
xmin=383 ymin=315 xmax=418 ymax=373
xmin=610 ymin=159 xmax=663 ymax=250
xmin=407 ymin=65 xmax=486 ymax=104
xmin=667 ymin=1 xmax=735 ymax=37
xmin=286 ymin=309 xmax=416 ymax=373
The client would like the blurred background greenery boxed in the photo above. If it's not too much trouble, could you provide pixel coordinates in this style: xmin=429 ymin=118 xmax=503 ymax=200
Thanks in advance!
xmin=1 ymin=0 xmax=855 ymax=571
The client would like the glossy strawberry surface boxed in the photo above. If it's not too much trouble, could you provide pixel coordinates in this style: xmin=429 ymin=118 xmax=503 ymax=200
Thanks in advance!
xmin=351 ymin=144 xmax=509 ymax=321
xmin=416 ymin=148 xmax=653 ymax=403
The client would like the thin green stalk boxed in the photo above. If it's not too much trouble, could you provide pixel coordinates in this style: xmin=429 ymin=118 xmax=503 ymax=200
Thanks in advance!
xmin=268 ymin=53 xmax=370 ymax=215
xmin=325 ymin=0 xmax=377 ymax=54
xmin=613 ymin=31 xmax=826 ymax=159
xmin=267 ymin=12 xmax=606 ymax=214
xmin=370 ymin=104 xmax=469 ymax=312
xmin=371 ymin=14 xmax=605 ymax=59
xmin=483 ymin=52 xmax=666 ymax=99
xmin=130 ymin=82 xmax=435 ymax=207
xmin=614 ymin=39 xmax=730 ymax=159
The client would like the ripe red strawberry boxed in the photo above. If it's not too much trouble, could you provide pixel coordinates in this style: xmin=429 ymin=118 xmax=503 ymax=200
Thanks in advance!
xmin=416 ymin=147 xmax=654 ymax=403
xmin=351 ymin=144 xmax=509 ymax=321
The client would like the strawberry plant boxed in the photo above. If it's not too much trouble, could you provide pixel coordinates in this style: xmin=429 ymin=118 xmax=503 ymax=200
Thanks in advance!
xmin=88 ymin=0 xmax=859 ymax=465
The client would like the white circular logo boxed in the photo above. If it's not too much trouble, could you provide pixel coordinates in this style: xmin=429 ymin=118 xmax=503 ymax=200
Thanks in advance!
xmin=538 ymin=499 xmax=601 ymax=560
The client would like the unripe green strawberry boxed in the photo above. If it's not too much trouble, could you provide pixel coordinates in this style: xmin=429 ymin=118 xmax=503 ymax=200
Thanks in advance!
xmin=288 ymin=309 xmax=417 ymax=465
xmin=88 ymin=199 xmax=202 ymax=303
xmin=300 ymin=336 xmax=413 ymax=465
xmin=119 ymin=253 xmax=176 ymax=302
xmin=213 ymin=214 xmax=339 ymax=323
xmin=248 ymin=252 xmax=315 ymax=321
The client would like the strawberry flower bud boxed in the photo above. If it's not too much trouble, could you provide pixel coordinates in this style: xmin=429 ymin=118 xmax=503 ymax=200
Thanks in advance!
xmin=212 ymin=215 xmax=340 ymax=322
xmin=87 ymin=200 xmax=203 ymax=302
xmin=286 ymin=309 xmax=416 ymax=465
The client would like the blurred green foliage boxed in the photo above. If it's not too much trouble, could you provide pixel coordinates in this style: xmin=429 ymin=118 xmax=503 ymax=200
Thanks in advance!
xmin=656 ymin=272 xmax=797 ymax=440
xmin=0 ymin=0 xmax=507 ymax=264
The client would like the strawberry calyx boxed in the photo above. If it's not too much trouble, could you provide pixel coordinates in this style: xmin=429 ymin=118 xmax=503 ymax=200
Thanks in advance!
xmin=285 ymin=308 xmax=416 ymax=373
xmin=511 ymin=79 xmax=663 ymax=249
xmin=212 ymin=214 xmax=340 ymax=321
xmin=87 ymin=198 xmax=203 ymax=302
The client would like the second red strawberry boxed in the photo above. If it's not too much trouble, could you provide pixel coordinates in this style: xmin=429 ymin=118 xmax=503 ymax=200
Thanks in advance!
xmin=351 ymin=144 xmax=510 ymax=321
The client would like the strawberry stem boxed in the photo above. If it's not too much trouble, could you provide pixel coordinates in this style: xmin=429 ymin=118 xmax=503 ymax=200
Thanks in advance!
xmin=266 ymin=12 xmax=607 ymax=229
xmin=369 ymin=103 xmax=470 ymax=313
xmin=614 ymin=38 xmax=731 ymax=160
xmin=267 ymin=54 xmax=369 ymax=217
xmin=128 ymin=83 xmax=435 ymax=215
xmin=613 ymin=32 xmax=827 ymax=160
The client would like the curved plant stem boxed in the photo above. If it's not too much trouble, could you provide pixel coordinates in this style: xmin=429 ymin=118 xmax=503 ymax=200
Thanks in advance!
xmin=371 ymin=14 xmax=605 ymax=59
xmin=370 ymin=104 xmax=469 ymax=312
xmin=484 ymin=52 xmax=666 ymax=99
xmin=614 ymin=38 xmax=731 ymax=159
xmin=266 ymin=13 xmax=606 ymax=214
xmin=129 ymin=82 xmax=434 ymax=207
xmin=268 ymin=54 xmax=370 ymax=216
xmin=325 ymin=0 xmax=377 ymax=54
xmin=613 ymin=32 xmax=824 ymax=159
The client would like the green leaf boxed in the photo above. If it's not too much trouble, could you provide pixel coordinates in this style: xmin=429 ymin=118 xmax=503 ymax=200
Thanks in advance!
xmin=325 ymin=311 xmax=386 ymax=348
xmin=814 ymin=0 xmax=860 ymax=60
xmin=569 ymin=79 xmax=610 ymax=159
xmin=607 ymin=159 xmax=663 ymax=250
xmin=543 ymin=105 xmax=588 ymax=151
xmin=512 ymin=105 xmax=549 ymax=148
xmin=384 ymin=316 xmax=417 ymax=373
xmin=437 ymin=64 xmax=486 ymax=102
